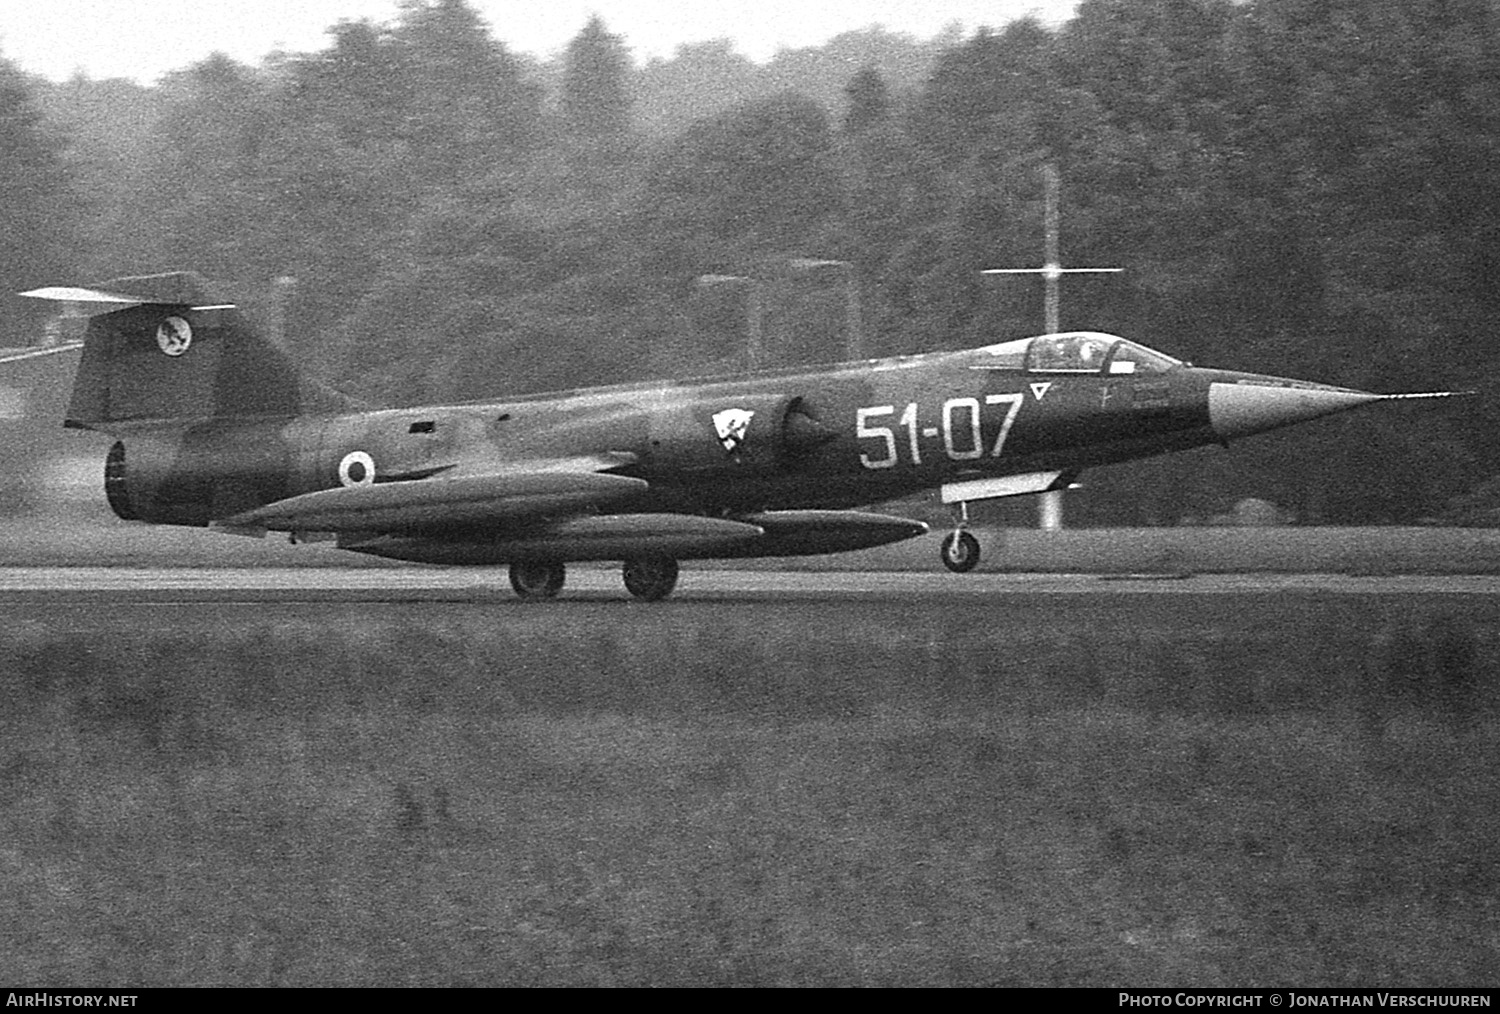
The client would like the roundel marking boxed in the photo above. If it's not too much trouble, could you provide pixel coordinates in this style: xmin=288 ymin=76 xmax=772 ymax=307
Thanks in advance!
xmin=338 ymin=450 xmax=376 ymax=487
xmin=156 ymin=316 xmax=193 ymax=357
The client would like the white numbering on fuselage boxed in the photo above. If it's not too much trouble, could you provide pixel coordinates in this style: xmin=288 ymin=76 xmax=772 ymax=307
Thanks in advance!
xmin=857 ymin=393 xmax=1024 ymax=469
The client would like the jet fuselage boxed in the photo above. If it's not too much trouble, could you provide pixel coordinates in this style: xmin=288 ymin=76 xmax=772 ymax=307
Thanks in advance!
xmin=102 ymin=338 xmax=1362 ymax=532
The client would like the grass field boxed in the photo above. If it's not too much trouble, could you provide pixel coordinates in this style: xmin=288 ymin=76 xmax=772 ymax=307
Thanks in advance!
xmin=2 ymin=598 xmax=1497 ymax=986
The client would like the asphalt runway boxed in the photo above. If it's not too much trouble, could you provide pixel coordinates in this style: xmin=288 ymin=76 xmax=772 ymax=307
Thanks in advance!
xmin=1 ymin=565 xmax=1499 ymax=602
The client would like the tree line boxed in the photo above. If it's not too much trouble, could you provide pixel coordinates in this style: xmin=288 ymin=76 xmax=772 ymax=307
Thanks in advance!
xmin=2 ymin=0 xmax=1496 ymax=525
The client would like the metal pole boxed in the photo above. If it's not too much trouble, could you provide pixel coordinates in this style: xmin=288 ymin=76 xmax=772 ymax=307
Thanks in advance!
xmin=270 ymin=275 xmax=297 ymax=346
xmin=980 ymin=164 xmax=1123 ymax=532
xmin=1039 ymin=167 xmax=1063 ymax=530
xmin=746 ymin=281 xmax=763 ymax=371
xmin=1042 ymin=164 xmax=1061 ymax=335
xmin=789 ymin=258 xmax=860 ymax=361
xmin=844 ymin=264 xmax=861 ymax=360
xmin=696 ymin=274 xmax=764 ymax=371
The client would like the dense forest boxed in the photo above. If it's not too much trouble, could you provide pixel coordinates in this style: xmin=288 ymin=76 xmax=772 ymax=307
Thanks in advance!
xmin=2 ymin=0 xmax=1496 ymax=525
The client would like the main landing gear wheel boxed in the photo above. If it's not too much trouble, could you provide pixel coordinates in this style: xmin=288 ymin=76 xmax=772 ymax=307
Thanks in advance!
xmin=622 ymin=556 xmax=679 ymax=601
xmin=940 ymin=530 xmax=981 ymax=573
xmin=509 ymin=561 xmax=565 ymax=599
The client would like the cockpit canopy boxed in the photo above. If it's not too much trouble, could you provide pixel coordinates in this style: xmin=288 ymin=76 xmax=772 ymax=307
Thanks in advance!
xmin=970 ymin=332 xmax=1182 ymax=375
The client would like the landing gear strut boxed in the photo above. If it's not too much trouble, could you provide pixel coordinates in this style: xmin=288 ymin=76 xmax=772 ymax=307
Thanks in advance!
xmin=940 ymin=501 xmax=981 ymax=573
xmin=622 ymin=556 xmax=679 ymax=601
xmin=509 ymin=560 xmax=565 ymax=599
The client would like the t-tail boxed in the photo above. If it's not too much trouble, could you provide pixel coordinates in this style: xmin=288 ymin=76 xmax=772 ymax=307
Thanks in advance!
xmin=21 ymin=271 xmax=357 ymax=432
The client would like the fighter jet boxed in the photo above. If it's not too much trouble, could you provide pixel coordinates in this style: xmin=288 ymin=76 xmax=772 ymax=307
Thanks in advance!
xmin=20 ymin=272 xmax=1464 ymax=600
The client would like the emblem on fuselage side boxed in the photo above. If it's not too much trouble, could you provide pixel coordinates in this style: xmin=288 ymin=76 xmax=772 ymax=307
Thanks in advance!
xmin=712 ymin=408 xmax=755 ymax=454
xmin=156 ymin=316 xmax=192 ymax=357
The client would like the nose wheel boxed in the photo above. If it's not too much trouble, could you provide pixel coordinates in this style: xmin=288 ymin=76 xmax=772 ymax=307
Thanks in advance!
xmin=940 ymin=530 xmax=981 ymax=573
xmin=510 ymin=560 xmax=566 ymax=599
xmin=623 ymin=556 xmax=680 ymax=601
xmin=940 ymin=501 xmax=981 ymax=573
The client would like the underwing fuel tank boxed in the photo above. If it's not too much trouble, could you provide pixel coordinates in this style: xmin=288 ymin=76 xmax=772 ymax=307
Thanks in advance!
xmin=335 ymin=509 xmax=928 ymax=564
xmin=725 ymin=510 xmax=928 ymax=557
xmin=338 ymin=513 xmax=766 ymax=565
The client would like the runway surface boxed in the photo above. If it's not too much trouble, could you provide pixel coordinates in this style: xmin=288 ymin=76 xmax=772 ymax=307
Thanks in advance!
xmin=0 ymin=566 xmax=1497 ymax=601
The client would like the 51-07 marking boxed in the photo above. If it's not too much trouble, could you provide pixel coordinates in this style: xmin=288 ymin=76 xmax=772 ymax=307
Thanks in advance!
xmin=857 ymin=393 xmax=1024 ymax=469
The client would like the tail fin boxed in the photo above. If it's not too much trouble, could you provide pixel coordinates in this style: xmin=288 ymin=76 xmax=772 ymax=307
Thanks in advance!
xmin=21 ymin=271 xmax=358 ymax=431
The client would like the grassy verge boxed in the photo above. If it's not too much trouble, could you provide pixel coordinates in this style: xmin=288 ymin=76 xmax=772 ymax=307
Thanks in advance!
xmin=1 ymin=609 xmax=1496 ymax=986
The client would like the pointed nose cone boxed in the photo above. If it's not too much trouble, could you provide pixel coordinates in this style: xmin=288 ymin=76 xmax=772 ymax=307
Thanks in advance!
xmin=1209 ymin=379 xmax=1385 ymax=440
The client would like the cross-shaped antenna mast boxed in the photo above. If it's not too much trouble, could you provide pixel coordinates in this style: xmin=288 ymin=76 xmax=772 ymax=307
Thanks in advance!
xmin=981 ymin=164 xmax=1122 ymax=333
xmin=981 ymin=164 xmax=1122 ymax=530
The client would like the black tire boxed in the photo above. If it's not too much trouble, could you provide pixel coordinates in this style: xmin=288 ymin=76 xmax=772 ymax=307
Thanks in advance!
xmin=940 ymin=530 xmax=981 ymax=573
xmin=622 ymin=556 xmax=680 ymax=601
xmin=509 ymin=560 xmax=565 ymax=599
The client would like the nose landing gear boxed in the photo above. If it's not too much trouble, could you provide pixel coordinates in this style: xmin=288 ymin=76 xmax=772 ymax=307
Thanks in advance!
xmin=940 ymin=501 xmax=981 ymax=573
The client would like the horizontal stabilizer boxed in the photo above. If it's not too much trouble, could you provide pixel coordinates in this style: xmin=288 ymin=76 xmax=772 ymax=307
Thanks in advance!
xmin=20 ymin=285 xmax=236 ymax=317
xmin=218 ymin=470 xmax=649 ymax=533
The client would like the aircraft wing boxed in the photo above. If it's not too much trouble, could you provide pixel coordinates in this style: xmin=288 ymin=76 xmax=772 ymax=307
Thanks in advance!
xmin=217 ymin=467 xmax=649 ymax=534
xmin=0 ymin=343 xmax=84 ymax=365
